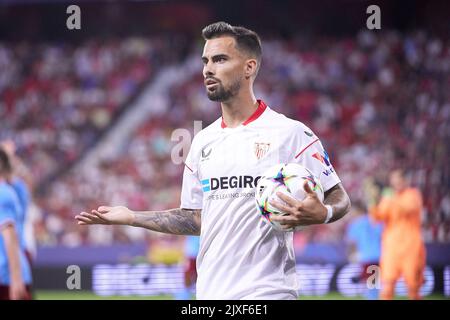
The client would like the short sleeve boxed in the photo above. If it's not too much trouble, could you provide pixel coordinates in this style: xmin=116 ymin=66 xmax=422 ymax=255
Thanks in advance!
xmin=0 ymin=192 xmax=16 ymax=230
xmin=290 ymin=125 xmax=341 ymax=192
xmin=180 ymin=135 xmax=204 ymax=210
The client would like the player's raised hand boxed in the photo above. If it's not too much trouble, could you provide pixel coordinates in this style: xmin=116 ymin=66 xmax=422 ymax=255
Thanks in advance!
xmin=75 ymin=206 xmax=135 ymax=226
xmin=363 ymin=178 xmax=382 ymax=207
xmin=270 ymin=180 xmax=327 ymax=229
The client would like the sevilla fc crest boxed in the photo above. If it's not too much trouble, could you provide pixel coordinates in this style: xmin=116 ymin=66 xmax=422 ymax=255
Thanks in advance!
xmin=254 ymin=142 xmax=270 ymax=160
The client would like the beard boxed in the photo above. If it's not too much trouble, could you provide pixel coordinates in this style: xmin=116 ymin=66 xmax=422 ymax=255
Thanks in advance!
xmin=206 ymin=79 xmax=241 ymax=102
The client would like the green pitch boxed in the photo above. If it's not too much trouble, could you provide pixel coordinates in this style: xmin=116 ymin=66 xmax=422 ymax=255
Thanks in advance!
xmin=34 ymin=290 xmax=448 ymax=300
xmin=35 ymin=290 xmax=174 ymax=300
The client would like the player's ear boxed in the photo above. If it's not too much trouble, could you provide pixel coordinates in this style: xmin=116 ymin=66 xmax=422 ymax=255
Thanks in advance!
xmin=244 ymin=58 xmax=258 ymax=79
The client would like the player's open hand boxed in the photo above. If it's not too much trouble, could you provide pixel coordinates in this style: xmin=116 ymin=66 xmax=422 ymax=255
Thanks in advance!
xmin=75 ymin=206 xmax=135 ymax=226
xmin=269 ymin=181 xmax=327 ymax=230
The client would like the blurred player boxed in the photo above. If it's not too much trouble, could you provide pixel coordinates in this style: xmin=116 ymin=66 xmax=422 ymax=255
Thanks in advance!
xmin=0 ymin=148 xmax=32 ymax=300
xmin=175 ymin=235 xmax=200 ymax=300
xmin=76 ymin=22 xmax=351 ymax=299
xmin=1 ymin=140 xmax=34 ymax=266
xmin=346 ymin=201 xmax=382 ymax=299
xmin=369 ymin=169 xmax=426 ymax=300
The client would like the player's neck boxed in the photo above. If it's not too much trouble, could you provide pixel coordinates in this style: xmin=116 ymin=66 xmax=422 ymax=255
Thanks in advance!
xmin=220 ymin=90 xmax=258 ymax=128
xmin=396 ymin=186 xmax=408 ymax=194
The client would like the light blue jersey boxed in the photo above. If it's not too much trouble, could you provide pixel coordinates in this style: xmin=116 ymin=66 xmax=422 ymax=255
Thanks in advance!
xmin=0 ymin=181 xmax=32 ymax=285
xmin=347 ymin=215 xmax=383 ymax=263
xmin=185 ymin=236 xmax=200 ymax=259
xmin=10 ymin=178 xmax=30 ymax=250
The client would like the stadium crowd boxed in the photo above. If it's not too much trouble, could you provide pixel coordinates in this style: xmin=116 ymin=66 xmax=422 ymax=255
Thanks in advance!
xmin=0 ymin=36 xmax=187 ymax=185
xmin=2 ymin=30 xmax=449 ymax=247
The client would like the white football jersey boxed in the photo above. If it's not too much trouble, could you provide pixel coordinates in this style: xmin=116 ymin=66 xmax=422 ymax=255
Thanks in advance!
xmin=180 ymin=100 xmax=341 ymax=300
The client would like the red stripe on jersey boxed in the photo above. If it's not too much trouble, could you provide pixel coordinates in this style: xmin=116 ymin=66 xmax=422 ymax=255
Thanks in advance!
xmin=221 ymin=99 xmax=267 ymax=128
xmin=184 ymin=162 xmax=193 ymax=173
xmin=294 ymin=138 xmax=320 ymax=159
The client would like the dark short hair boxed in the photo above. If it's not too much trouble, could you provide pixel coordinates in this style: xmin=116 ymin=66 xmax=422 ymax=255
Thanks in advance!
xmin=390 ymin=167 xmax=407 ymax=178
xmin=390 ymin=167 xmax=413 ymax=183
xmin=202 ymin=21 xmax=262 ymax=65
xmin=0 ymin=148 xmax=12 ymax=176
xmin=352 ymin=200 xmax=367 ymax=213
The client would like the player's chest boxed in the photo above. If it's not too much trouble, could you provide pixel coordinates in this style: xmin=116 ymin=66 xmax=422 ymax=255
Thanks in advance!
xmin=197 ymin=129 xmax=291 ymax=179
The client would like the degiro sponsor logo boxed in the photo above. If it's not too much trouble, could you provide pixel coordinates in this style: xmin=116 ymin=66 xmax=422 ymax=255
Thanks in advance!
xmin=201 ymin=176 xmax=261 ymax=192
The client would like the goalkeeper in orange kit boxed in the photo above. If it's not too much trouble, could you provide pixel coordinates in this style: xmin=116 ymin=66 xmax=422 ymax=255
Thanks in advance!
xmin=368 ymin=169 xmax=426 ymax=300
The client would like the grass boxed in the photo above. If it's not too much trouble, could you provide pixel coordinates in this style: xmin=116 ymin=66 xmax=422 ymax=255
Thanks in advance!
xmin=34 ymin=290 xmax=174 ymax=300
xmin=34 ymin=290 xmax=448 ymax=300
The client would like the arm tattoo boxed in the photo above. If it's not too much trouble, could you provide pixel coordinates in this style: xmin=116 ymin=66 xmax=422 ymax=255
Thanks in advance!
xmin=324 ymin=183 xmax=351 ymax=223
xmin=132 ymin=208 xmax=201 ymax=236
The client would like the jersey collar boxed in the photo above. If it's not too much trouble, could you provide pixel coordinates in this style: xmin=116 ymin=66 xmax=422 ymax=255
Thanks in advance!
xmin=220 ymin=99 xmax=268 ymax=129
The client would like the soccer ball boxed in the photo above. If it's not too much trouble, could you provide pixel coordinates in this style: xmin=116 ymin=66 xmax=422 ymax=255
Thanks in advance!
xmin=255 ymin=163 xmax=324 ymax=231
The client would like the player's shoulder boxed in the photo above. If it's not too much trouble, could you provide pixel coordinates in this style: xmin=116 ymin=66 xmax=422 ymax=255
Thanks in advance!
xmin=0 ymin=182 xmax=18 ymax=205
xmin=406 ymin=187 xmax=422 ymax=198
xmin=194 ymin=118 xmax=222 ymax=140
xmin=12 ymin=178 xmax=27 ymax=192
xmin=265 ymin=107 xmax=318 ymax=139
xmin=189 ymin=117 xmax=221 ymax=149
xmin=0 ymin=182 xmax=14 ymax=197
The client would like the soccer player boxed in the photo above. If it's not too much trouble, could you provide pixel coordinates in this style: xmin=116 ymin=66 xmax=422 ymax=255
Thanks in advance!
xmin=76 ymin=22 xmax=351 ymax=300
xmin=346 ymin=201 xmax=382 ymax=299
xmin=1 ymin=140 xmax=34 ymax=265
xmin=0 ymin=148 xmax=32 ymax=300
xmin=369 ymin=169 xmax=426 ymax=300
xmin=175 ymin=235 xmax=200 ymax=300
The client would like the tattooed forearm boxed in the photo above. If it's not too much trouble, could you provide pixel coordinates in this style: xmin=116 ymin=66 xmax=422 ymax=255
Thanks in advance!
xmin=131 ymin=208 xmax=201 ymax=235
xmin=324 ymin=183 xmax=351 ymax=223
